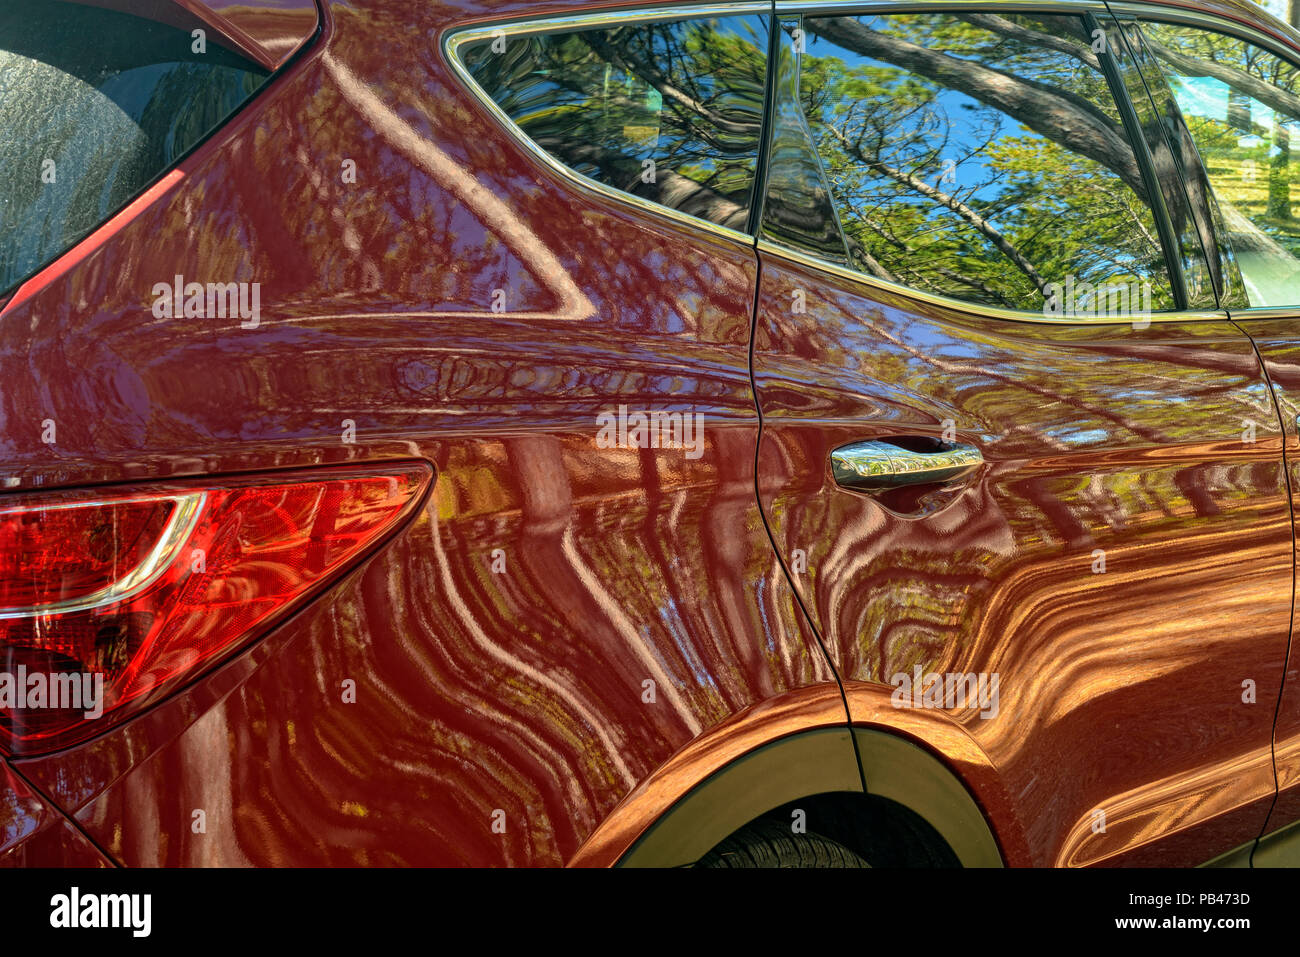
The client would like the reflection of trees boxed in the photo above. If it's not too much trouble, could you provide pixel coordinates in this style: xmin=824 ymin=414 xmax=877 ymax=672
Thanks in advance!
xmin=462 ymin=10 xmax=1284 ymax=310
xmin=1142 ymin=21 xmax=1298 ymax=274
xmin=807 ymin=16 xmax=1145 ymax=193
xmin=795 ymin=14 xmax=1173 ymax=310
xmin=1147 ymin=34 xmax=1300 ymax=120
xmin=822 ymin=123 xmax=1051 ymax=295
xmin=465 ymin=19 xmax=766 ymax=229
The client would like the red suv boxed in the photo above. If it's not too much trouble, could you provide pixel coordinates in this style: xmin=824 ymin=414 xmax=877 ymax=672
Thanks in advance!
xmin=2 ymin=0 xmax=1299 ymax=868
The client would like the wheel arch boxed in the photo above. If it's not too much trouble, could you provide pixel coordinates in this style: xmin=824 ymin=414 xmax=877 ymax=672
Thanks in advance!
xmin=568 ymin=685 xmax=1023 ymax=867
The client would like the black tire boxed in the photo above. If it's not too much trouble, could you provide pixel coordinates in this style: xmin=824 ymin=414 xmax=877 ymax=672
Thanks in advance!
xmin=810 ymin=799 xmax=958 ymax=867
xmin=695 ymin=820 xmax=871 ymax=868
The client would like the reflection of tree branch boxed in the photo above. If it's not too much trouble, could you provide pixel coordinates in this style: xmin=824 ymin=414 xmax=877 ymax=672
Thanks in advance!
xmin=807 ymin=17 xmax=1150 ymax=200
xmin=582 ymin=33 xmax=762 ymax=139
xmin=532 ymin=58 xmax=741 ymax=168
xmin=825 ymin=123 xmax=1050 ymax=295
xmin=1145 ymin=37 xmax=1300 ymax=123
xmin=847 ymin=235 xmax=898 ymax=282
xmin=857 ymin=208 xmax=1013 ymax=302
xmin=537 ymin=135 xmax=749 ymax=229
xmin=957 ymin=13 xmax=1101 ymax=71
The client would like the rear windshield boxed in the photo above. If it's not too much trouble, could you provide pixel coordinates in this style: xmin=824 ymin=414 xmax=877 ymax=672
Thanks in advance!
xmin=0 ymin=0 xmax=270 ymax=295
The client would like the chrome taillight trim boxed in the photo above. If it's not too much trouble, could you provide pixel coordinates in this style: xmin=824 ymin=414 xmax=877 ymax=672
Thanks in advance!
xmin=0 ymin=492 xmax=206 ymax=620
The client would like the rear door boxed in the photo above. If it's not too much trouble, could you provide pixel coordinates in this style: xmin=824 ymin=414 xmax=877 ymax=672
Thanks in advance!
xmin=1126 ymin=8 xmax=1300 ymax=850
xmin=751 ymin=4 xmax=1293 ymax=866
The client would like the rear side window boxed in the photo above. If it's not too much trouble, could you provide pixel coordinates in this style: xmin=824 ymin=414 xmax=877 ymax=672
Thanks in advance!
xmin=762 ymin=12 xmax=1178 ymax=315
xmin=1106 ymin=17 xmax=1228 ymax=309
xmin=457 ymin=16 xmax=769 ymax=232
xmin=1140 ymin=21 xmax=1300 ymax=307
xmin=0 ymin=1 xmax=270 ymax=296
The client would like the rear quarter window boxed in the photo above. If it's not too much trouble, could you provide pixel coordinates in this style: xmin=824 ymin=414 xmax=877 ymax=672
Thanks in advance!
xmin=454 ymin=15 xmax=770 ymax=232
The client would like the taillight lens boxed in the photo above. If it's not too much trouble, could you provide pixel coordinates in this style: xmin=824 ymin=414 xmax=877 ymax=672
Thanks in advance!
xmin=0 ymin=464 xmax=430 ymax=755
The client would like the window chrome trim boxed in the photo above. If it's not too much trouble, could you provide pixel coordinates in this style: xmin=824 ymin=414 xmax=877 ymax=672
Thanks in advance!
xmin=442 ymin=3 xmax=772 ymax=249
xmin=758 ymin=238 xmax=1229 ymax=325
xmin=1230 ymin=307 xmax=1300 ymax=321
xmin=775 ymin=0 xmax=1110 ymax=14
xmin=1108 ymin=2 xmax=1300 ymax=66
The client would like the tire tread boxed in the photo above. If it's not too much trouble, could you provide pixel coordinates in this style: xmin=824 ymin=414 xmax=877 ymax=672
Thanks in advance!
xmin=695 ymin=820 xmax=871 ymax=868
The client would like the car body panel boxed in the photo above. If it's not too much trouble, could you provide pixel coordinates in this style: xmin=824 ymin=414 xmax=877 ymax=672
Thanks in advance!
xmin=752 ymin=247 xmax=1292 ymax=867
xmin=1226 ymin=314 xmax=1300 ymax=843
xmin=1 ymin=0 xmax=840 ymax=865
xmin=2 ymin=0 xmax=1299 ymax=868
xmin=0 ymin=761 xmax=111 ymax=866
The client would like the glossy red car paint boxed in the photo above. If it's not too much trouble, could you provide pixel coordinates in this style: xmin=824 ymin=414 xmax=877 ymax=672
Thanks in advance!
xmin=1 ymin=0 xmax=1299 ymax=868
xmin=1 ymin=0 xmax=837 ymax=866
xmin=67 ymin=0 xmax=319 ymax=70
xmin=754 ymin=263 xmax=1291 ymax=867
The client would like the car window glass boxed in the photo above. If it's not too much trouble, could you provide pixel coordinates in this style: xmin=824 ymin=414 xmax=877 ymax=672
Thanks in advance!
xmin=0 ymin=0 xmax=270 ymax=296
xmin=761 ymin=19 xmax=853 ymax=265
xmin=1140 ymin=20 xmax=1300 ymax=308
xmin=1106 ymin=18 xmax=1231 ymax=308
xmin=459 ymin=16 xmax=769 ymax=233
xmin=763 ymin=12 xmax=1178 ymax=316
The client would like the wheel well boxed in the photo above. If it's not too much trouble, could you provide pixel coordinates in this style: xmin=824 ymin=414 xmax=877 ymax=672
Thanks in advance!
xmin=712 ymin=792 xmax=961 ymax=866
xmin=615 ymin=726 xmax=1003 ymax=867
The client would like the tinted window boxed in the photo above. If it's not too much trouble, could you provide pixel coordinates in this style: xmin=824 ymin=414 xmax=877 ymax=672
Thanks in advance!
xmin=1107 ymin=18 xmax=1227 ymax=308
xmin=0 ymin=1 xmax=271 ymax=295
xmin=761 ymin=19 xmax=854 ymax=266
xmin=1141 ymin=21 xmax=1300 ymax=307
xmin=763 ymin=12 xmax=1177 ymax=315
xmin=460 ymin=16 xmax=769 ymax=232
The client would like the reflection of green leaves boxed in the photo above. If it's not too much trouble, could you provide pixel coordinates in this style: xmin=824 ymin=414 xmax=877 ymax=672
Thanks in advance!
xmin=465 ymin=17 xmax=766 ymax=217
xmin=1145 ymin=21 xmax=1298 ymax=304
xmin=800 ymin=13 xmax=1171 ymax=310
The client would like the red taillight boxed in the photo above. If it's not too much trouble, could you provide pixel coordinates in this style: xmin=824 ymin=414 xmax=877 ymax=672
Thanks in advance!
xmin=0 ymin=464 xmax=431 ymax=756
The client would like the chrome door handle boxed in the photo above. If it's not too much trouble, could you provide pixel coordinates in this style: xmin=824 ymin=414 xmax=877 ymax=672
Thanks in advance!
xmin=831 ymin=439 xmax=983 ymax=491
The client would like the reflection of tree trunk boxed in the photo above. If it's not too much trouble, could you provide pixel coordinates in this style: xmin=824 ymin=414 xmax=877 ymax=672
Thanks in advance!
xmin=1014 ymin=476 xmax=1092 ymax=547
xmin=702 ymin=428 xmax=770 ymax=697
xmin=1145 ymin=37 xmax=1300 ymax=124
xmin=807 ymin=17 xmax=1150 ymax=201
xmin=178 ymin=706 xmax=249 ymax=865
xmin=957 ymin=13 xmax=1101 ymax=70
xmin=1229 ymin=89 xmax=1252 ymax=132
xmin=1268 ymin=119 xmax=1292 ymax=221
xmin=1174 ymin=468 xmax=1220 ymax=517
xmin=536 ymin=136 xmax=749 ymax=230
xmin=507 ymin=435 xmax=702 ymax=732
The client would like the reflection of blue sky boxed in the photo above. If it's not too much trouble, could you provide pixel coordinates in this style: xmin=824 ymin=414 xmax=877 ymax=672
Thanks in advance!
xmin=812 ymin=33 xmax=1021 ymax=208
xmin=1100 ymin=387 xmax=1172 ymax=401
xmin=1170 ymin=74 xmax=1231 ymax=122
xmin=808 ymin=16 xmax=1114 ymax=233
xmin=930 ymin=338 xmax=990 ymax=360
xmin=1057 ymin=427 xmax=1110 ymax=444
xmin=1170 ymin=74 xmax=1299 ymax=142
